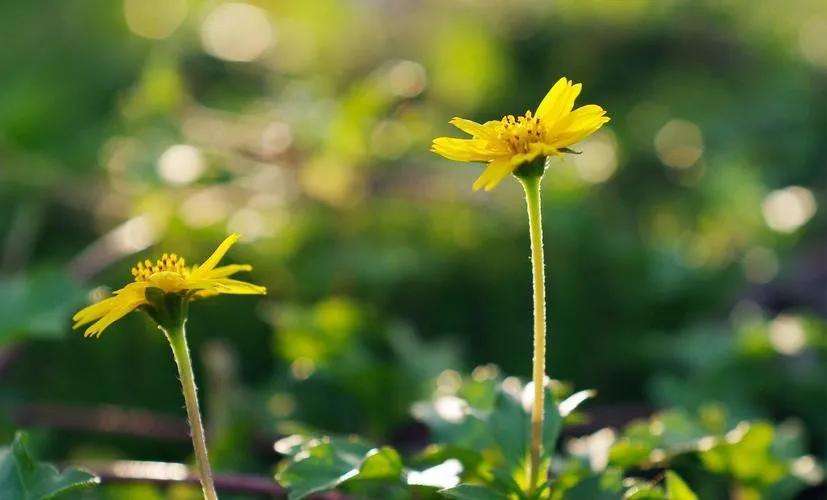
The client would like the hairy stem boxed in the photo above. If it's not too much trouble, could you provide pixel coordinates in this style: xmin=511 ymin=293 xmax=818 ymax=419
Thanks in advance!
xmin=520 ymin=174 xmax=547 ymax=493
xmin=164 ymin=323 xmax=218 ymax=500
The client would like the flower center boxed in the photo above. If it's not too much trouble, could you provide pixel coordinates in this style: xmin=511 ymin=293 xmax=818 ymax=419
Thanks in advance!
xmin=499 ymin=110 xmax=545 ymax=153
xmin=131 ymin=253 xmax=189 ymax=282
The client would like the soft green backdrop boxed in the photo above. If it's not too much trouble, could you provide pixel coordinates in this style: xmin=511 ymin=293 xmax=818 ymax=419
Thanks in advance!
xmin=0 ymin=0 xmax=825 ymax=497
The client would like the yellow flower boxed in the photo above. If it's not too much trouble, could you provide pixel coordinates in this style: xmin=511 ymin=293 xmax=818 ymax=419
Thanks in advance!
xmin=73 ymin=234 xmax=266 ymax=337
xmin=431 ymin=77 xmax=610 ymax=191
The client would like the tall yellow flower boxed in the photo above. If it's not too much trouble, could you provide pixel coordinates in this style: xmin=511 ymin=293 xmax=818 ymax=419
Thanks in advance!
xmin=73 ymin=233 xmax=266 ymax=337
xmin=431 ymin=77 xmax=610 ymax=191
xmin=431 ymin=78 xmax=608 ymax=494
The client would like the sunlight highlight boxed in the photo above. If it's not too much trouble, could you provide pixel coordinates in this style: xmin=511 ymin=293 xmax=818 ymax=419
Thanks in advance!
xmin=761 ymin=186 xmax=817 ymax=233
xmin=654 ymin=119 xmax=703 ymax=169
xmin=201 ymin=3 xmax=274 ymax=62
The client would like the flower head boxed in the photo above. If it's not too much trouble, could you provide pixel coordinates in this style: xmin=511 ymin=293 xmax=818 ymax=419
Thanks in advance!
xmin=73 ymin=234 xmax=266 ymax=337
xmin=431 ymin=77 xmax=609 ymax=191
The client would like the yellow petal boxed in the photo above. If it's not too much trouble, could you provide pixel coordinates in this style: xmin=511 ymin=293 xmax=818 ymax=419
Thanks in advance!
xmin=192 ymin=234 xmax=240 ymax=278
xmin=198 ymin=278 xmax=267 ymax=295
xmin=535 ymin=78 xmax=582 ymax=124
xmin=83 ymin=296 xmax=146 ymax=337
xmin=73 ymin=282 xmax=150 ymax=328
xmin=431 ymin=137 xmax=508 ymax=162
xmin=535 ymin=78 xmax=568 ymax=119
xmin=548 ymin=116 xmax=610 ymax=149
xmin=472 ymin=158 xmax=516 ymax=191
xmin=190 ymin=289 xmax=219 ymax=300
xmin=204 ymin=264 xmax=253 ymax=279
xmin=73 ymin=295 xmax=121 ymax=328
xmin=449 ymin=117 xmax=499 ymax=140
xmin=552 ymin=104 xmax=607 ymax=133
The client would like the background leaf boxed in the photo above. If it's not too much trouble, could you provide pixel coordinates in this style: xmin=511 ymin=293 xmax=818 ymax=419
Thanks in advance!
xmin=440 ymin=483 xmax=508 ymax=500
xmin=665 ymin=471 xmax=698 ymax=500
xmin=0 ymin=268 xmax=84 ymax=345
xmin=0 ymin=432 xmax=98 ymax=499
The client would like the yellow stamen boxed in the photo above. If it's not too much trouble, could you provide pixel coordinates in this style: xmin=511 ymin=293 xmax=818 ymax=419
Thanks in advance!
xmin=499 ymin=110 xmax=545 ymax=154
xmin=131 ymin=253 xmax=189 ymax=282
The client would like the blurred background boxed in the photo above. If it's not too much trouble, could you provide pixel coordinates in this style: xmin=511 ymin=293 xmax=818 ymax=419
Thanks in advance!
xmin=0 ymin=0 xmax=825 ymax=497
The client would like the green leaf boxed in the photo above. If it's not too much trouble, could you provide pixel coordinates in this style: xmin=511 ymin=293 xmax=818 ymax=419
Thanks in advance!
xmin=489 ymin=465 xmax=527 ymax=497
xmin=0 ymin=432 xmax=98 ymax=499
xmin=412 ymin=398 xmax=490 ymax=452
xmin=608 ymin=438 xmax=653 ymax=468
xmin=277 ymin=437 xmax=406 ymax=499
xmin=700 ymin=422 xmax=786 ymax=485
xmin=440 ymin=484 xmax=508 ymax=499
xmin=563 ymin=475 xmax=623 ymax=500
xmin=488 ymin=385 xmax=578 ymax=468
xmin=542 ymin=390 xmax=563 ymax=458
xmin=489 ymin=390 xmax=529 ymax=467
xmin=623 ymin=478 xmax=667 ymax=500
xmin=359 ymin=446 xmax=404 ymax=481
xmin=0 ymin=268 xmax=84 ymax=345
xmin=664 ymin=471 xmax=698 ymax=500
xmin=275 ymin=438 xmax=366 ymax=499
xmin=406 ymin=458 xmax=463 ymax=490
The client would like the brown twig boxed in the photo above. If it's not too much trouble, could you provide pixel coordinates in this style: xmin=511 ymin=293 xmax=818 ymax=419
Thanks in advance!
xmin=8 ymin=402 xmax=280 ymax=459
xmin=9 ymin=403 xmax=190 ymax=442
xmin=80 ymin=460 xmax=285 ymax=497
xmin=78 ymin=460 xmax=351 ymax=499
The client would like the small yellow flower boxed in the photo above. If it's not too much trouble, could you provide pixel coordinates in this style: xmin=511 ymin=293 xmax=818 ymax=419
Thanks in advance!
xmin=431 ymin=77 xmax=610 ymax=191
xmin=73 ymin=234 xmax=266 ymax=337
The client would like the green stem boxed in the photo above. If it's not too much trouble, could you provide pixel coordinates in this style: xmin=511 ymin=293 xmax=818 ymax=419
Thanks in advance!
xmin=520 ymin=174 xmax=547 ymax=494
xmin=163 ymin=322 xmax=218 ymax=500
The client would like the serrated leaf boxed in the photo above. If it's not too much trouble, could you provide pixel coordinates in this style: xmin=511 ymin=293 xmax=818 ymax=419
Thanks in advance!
xmin=664 ymin=471 xmax=697 ymax=500
xmin=440 ymin=483 xmax=508 ymax=499
xmin=276 ymin=437 xmax=409 ymax=499
xmin=276 ymin=438 xmax=371 ymax=499
xmin=0 ymin=432 xmax=99 ymax=499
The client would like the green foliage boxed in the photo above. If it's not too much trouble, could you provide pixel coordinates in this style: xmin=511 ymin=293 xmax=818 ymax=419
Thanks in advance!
xmin=0 ymin=432 xmax=98 ymax=499
xmin=276 ymin=437 xmax=378 ymax=500
xmin=664 ymin=471 xmax=697 ymax=500
xmin=275 ymin=435 xmax=452 ymax=499
xmin=440 ymin=484 xmax=507 ymax=499
xmin=0 ymin=0 xmax=826 ymax=498
xmin=0 ymin=269 xmax=83 ymax=345
xmin=650 ymin=313 xmax=827 ymax=450
xmin=274 ymin=371 xmax=823 ymax=499
xmin=276 ymin=373 xmax=598 ymax=499
xmin=699 ymin=422 xmax=787 ymax=496
xmin=607 ymin=407 xmax=816 ymax=499
xmin=268 ymin=297 xmax=460 ymax=438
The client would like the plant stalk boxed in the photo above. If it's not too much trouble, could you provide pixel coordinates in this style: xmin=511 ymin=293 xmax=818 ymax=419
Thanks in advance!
xmin=520 ymin=174 xmax=547 ymax=494
xmin=164 ymin=322 xmax=218 ymax=500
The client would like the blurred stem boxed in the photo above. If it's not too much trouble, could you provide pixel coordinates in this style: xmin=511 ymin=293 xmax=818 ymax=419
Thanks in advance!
xmin=163 ymin=322 xmax=218 ymax=500
xmin=519 ymin=174 xmax=547 ymax=494
xmin=2 ymin=202 xmax=43 ymax=274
